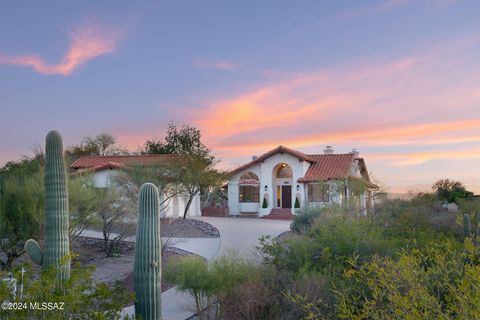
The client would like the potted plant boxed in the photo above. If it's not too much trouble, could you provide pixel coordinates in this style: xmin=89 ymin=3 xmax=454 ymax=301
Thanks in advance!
xmin=262 ymin=197 xmax=268 ymax=209
xmin=294 ymin=196 xmax=300 ymax=209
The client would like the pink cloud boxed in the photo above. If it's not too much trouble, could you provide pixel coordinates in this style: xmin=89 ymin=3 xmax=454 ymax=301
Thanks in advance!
xmin=194 ymin=60 xmax=238 ymax=71
xmin=179 ymin=33 xmax=480 ymax=175
xmin=0 ymin=21 xmax=119 ymax=76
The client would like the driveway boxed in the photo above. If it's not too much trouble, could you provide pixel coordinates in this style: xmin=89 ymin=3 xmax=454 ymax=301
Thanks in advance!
xmin=118 ymin=216 xmax=291 ymax=319
xmin=194 ymin=216 xmax=291 ymax=261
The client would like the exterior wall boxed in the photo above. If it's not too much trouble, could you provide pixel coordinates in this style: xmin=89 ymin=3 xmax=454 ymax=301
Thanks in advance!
xmin=160 ymin=193 xmax=201 ymax=218
xmin=91 ymin=169 xmax=201 ymax=218
xmin=92 ymin=169 xmax=120 ymax=188
xmin=228 ymin=163 xmax=261 ymax=215
xmin=227 ymin=153 xmax=371 ymax=217
xmin=306 ymin=180 xmax=343 ymax=208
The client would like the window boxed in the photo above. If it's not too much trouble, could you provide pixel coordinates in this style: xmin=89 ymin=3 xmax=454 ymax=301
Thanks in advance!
xmin=308 ymin=183 xmax=329 ymax=202
xmin=239 ymin=185 xmax=260 ymax=203
xmin=276 ymin=164 xmax=292 ymax=178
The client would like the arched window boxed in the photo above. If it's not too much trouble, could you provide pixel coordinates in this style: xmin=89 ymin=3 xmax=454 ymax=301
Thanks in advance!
xmin=276 ymin=164 xmax=292 ymax=178
xmin=238 ymin=171 xmax=259 ymax=203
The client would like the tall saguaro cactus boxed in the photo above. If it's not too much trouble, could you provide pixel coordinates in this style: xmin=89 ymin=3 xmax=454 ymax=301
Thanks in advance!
xmin=134 ymin=183 xmax=162 ymax=320
xmin=25 ymin=130 xmax=70 ymax=281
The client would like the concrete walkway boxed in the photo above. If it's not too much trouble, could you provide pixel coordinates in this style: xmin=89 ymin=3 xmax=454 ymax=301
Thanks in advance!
xmin=82 ymin=217 xmax=291 ymax=319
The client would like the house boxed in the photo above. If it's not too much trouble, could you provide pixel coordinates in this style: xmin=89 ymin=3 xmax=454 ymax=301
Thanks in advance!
xmin=70 ymin=155 xmax=201 ymax=217
xmin=227 ymin=145 xmax=373 ymax=217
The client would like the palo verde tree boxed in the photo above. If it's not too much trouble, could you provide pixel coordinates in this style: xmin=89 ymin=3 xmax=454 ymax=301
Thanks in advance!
xmin=144 ymin=122 xmax=225 ymax=219
xmin=0 ymin=159 xmax=44 ymax=270
xmin=65 ymin=132 xmax=128 ymax=162
xmin=432 ymin=179 xmax=474 ymax=203
xmin=144 ymin=122 xmax=215 ymax=166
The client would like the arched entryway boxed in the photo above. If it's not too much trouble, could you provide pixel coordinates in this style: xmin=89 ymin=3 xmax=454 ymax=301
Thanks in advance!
xmin=272 ymin=163 xmax=293 ymax=208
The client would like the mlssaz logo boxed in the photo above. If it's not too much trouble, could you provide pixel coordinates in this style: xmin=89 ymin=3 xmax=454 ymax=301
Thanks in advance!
xmin=30 ymin=302 xmax=65 ymax=310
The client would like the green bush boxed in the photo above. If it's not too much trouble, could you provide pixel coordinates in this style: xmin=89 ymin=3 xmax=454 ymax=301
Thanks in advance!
xmin=294 ymin=197 xmax=300 ymax=209
xmin=335 ymin=239 xmax=480 ymax=319
xmin=290 ymin=207 xmax=324 ymax=234
xmin=164 ymin=255 xmax=253 ymax=320
xmin=0 ymin=260 xmax=132 ymax=319
xmin=263 ymin=217 xmax=403 ymax=276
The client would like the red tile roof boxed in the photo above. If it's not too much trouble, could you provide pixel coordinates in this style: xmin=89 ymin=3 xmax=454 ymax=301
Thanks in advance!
xmin=298 ymin=154 xmax=356 ymax=182
xmin=70 ymin=154 xmax=180 ymax=171
xmin=229 ymin=146 xmax=370 ymax=183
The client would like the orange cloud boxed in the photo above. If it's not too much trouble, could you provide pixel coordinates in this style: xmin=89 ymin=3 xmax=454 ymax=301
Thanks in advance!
xmin=189 ymin=33 xmax=480 ymax=160
xmin=0 ymin=21 xmax=118 ymax=76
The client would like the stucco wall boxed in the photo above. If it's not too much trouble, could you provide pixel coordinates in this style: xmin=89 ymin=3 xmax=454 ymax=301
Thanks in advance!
xmin=228 ymin=153 xmax=311 ymax=216
xmin=92 ymin=169 xmax=201 ymax=217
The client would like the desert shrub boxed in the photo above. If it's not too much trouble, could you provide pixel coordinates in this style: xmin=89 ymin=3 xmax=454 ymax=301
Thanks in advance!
xmin=374 ymin=194 xmax=463 ymax=245
xmin=291 ymin=207 xmax=325 ymax=234
xmin=220 ymin=265 xmax=276 ymax=319
xmin=165 ymin=255 xmax=253 ymax=320
xmin=335 ymin=239 xmax=480 ymax=319
xmin=262 ymin=217 xmax=402 ymax=277
xmin=0 ymin=261 xmax=131 ymax=319
xmin=458 ymin=199 xmax=480 ymax=216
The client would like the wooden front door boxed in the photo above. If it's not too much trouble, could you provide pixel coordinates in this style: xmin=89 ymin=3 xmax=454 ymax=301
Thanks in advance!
xmin=281 ymin=185 xmax=292 ymax=208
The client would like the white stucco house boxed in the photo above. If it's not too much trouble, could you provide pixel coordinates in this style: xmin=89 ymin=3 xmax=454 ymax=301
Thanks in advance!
xmin=227 ymin=145 xmax=373 ymax=217
xmin=70 ymin=155 xmax=201 ymax=217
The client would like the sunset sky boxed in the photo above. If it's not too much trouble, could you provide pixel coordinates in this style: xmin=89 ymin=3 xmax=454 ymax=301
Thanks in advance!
xmin=1 ymin=1 xmax=480 ymax=193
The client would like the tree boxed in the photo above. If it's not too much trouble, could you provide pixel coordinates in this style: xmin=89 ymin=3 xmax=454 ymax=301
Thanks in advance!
xmin=68 ymin=174 xmax=98 ymax=241
xmin=432 ymin=179 xmax=474 ymax=203
xmin=144 ymin=122 xmax=214 ymax=165
xmin=167 ymin=157 xmax=225 ymax=219
xmin=144 ymin=122 xmax=225 ymax=219
xmin=0 ymin=159 xmax=44 ymax=270
xmin=0 ymin=158 xmax=103 ymax=269
xmin=91 ymin=182 xmax=136 ymax=257
xmin=66 ymin=132 xmax=128 ymax=162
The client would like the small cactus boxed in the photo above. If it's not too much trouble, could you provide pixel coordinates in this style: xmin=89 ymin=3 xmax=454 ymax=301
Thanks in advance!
xmin=134 ymin=183 xmax=162 ymax=319
xmin=25 ymin=130 xmax=70 ymax=281
xmin=463 ymin=213 xmax=472 ymax=238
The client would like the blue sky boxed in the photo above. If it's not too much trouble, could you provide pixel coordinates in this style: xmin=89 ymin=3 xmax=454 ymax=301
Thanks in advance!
xmin=1 ymin=0 xmax=480 ymax=193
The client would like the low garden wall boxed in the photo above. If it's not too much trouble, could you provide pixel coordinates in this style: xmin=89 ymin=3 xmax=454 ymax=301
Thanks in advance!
xmin=201 ymin=207 xmax=229 ymax=217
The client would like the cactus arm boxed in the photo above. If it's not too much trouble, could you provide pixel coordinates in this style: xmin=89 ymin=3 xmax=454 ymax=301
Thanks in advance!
xmin=25 ymin=239 xmax=44 ymax=266
xmin=134 ymin=183 xmax=162 ymax=320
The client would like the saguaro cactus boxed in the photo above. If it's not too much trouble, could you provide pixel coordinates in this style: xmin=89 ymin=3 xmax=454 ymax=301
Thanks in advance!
xmin=463 ymin=213 xmax=472 ymax=238
xmin=25 ymin=130 xmax=70 ymax=281
xmin=134 ymin=183 xmax=162 ymax=320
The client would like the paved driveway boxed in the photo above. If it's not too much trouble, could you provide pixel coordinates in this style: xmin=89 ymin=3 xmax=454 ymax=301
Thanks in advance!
xmin=120 ymin=216 xmax=291 ymax=319
xmin=194 ymin=216 xmax=291 ymax=261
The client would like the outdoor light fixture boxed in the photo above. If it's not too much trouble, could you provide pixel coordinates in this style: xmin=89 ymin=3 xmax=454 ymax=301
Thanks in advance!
xmin=264 ymin=185 xmax=268 ymax=191
xmin=296 ymin=184 xmax=300 ymax=191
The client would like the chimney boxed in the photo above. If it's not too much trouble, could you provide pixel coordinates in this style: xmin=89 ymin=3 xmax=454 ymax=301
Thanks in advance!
xmin=252 ymin=155 xmax=258 ymax=160
xmin=349 ymin=148 xmax=359 ymax=157
xmin=323 ymin=146 xmax=334 ymax=155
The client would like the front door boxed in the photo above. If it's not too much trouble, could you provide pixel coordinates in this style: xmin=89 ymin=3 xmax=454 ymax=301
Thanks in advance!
xmin=281 ymin=185 xmax=292 ymax=208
